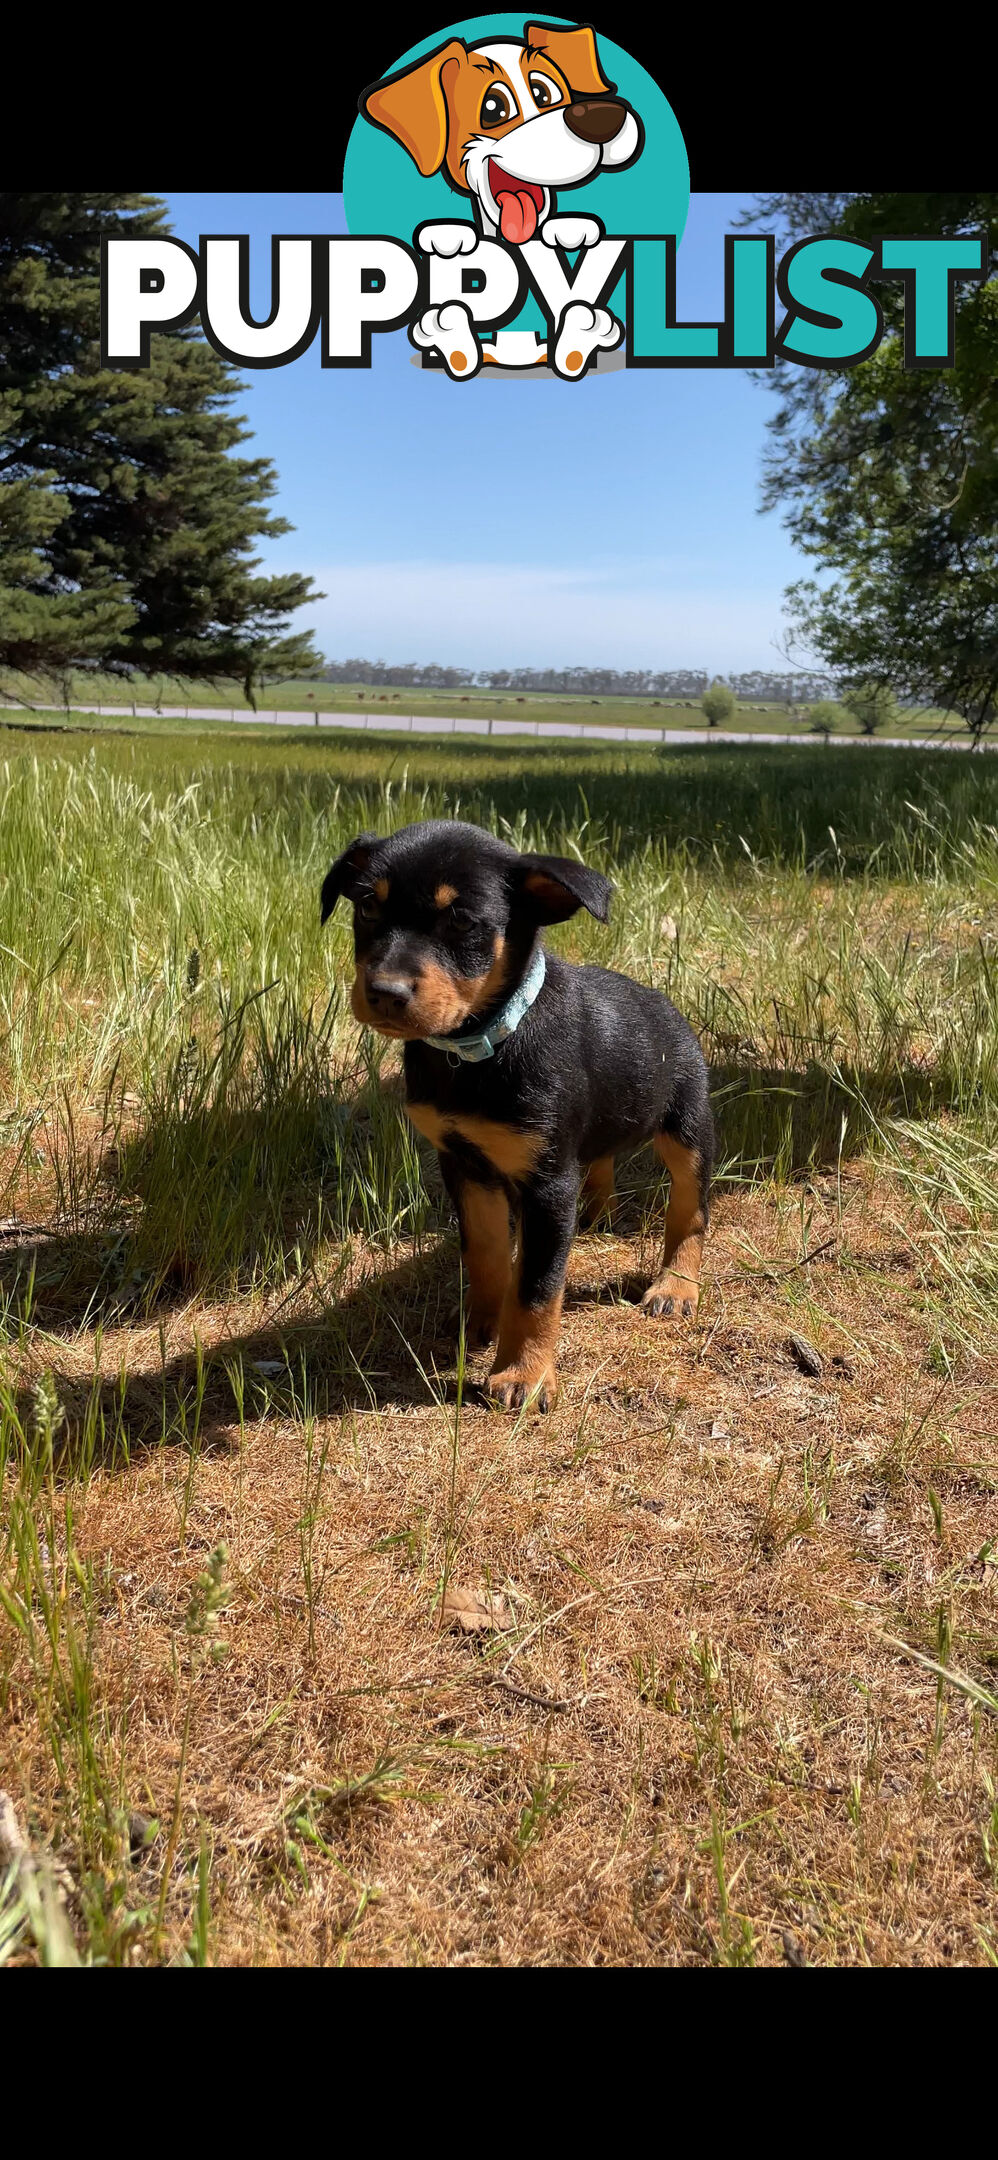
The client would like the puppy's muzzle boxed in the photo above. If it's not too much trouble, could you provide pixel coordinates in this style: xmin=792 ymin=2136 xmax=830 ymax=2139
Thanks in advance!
xmin=564 ymin=98 xmax=628 ymax=145
xmin=365 ymin=970 xmax=415 ymax=1022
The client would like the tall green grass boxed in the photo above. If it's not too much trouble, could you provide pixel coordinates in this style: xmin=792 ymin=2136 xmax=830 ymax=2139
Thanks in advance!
xmin=0 ymin=731 xmax=996 ymax=1323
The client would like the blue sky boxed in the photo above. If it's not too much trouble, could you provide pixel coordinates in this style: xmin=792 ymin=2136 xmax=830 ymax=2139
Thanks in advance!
xmin=163 ymin=191 xmax=807 ymax=675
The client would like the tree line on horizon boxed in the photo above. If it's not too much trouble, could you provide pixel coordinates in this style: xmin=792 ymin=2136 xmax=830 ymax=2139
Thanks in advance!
xmin=318 ymin=661 xmax=841 ymax=701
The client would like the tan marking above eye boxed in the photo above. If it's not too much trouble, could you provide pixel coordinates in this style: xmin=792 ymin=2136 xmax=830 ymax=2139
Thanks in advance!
xmin=374 ymin=876 xmax=390 ymax=901
xmin=435 ymin=884 xmax=459 ymax=908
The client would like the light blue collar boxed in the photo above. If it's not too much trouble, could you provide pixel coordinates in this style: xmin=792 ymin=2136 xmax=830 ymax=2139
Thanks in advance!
xmin=423 ymin=946 xmax=546 ymax=1063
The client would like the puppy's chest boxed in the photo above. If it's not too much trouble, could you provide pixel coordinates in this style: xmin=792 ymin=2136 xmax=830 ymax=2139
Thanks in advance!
xmin=403 ymin=1054 xmax=544 ymax=1181
xmin=405 ymin=1099 xmax=544 ymax=1181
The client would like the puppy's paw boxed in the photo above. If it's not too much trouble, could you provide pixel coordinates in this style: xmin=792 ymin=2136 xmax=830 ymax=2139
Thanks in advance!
xmin=552 ymin=300 xmax=621 ymax=379
xmin=541 ymin=215 xmax=602 ymax=251
xmin=415 ymin=222 xmax=478 ymax=257
xmin=411 ymin=302 xmax=481 ymax=378
xmin=641 ymin=1275 xmax=700 ymax=1323
xmin=487 ymin=1363 xmax=558 ymax=1414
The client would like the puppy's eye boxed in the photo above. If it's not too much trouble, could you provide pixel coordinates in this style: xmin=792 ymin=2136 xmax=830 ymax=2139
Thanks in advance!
xmin=480 ymin=85 xmax=517 ymax=127
xmin=449 ymin=905 xmax=474 ymax=929
xmin=358 ymin=896 xmax=380 ymax=922
xmin=528 ymin=73 xmax=561 ymax=109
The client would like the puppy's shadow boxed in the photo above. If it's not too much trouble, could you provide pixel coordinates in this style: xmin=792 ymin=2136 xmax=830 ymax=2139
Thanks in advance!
xmin=12 ymin=1238 xmax=478 ymax=1475
xmin=7 ymin=1053 xmax=952 ymax=1478
xmin=566 ymin=1265 xmax=650 ymax=1312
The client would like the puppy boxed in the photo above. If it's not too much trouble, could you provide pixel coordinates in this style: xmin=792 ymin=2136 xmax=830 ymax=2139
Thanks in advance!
xmin=322 ymin=819 xmax=713 ymax=1412
xmin=361 ymin=20 xmax=642 ymax=376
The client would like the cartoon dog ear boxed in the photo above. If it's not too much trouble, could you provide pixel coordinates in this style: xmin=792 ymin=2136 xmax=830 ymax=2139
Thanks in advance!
xmin=361 ymin=39 xmax=466 ymax=177
xmin=517 ymin=853 xmax=613 ymax=925
xmin=524 ymin=21 xmax=614 ymax=97
xmin=320 ymin=834 xmax=379 ymax=922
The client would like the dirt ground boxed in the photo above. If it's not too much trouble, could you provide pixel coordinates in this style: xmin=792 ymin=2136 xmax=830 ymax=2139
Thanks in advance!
xmin=5 ymin=1167 xmax=996 ymax=1967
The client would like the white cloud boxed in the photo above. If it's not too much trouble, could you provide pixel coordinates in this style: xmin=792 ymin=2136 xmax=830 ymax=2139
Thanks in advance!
xmin=298 ymin=557 xmax=791 ymax=673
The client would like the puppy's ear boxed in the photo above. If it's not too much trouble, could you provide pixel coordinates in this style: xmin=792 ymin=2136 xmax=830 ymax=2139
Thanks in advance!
xmin=524 ymin=23 xmax=614 ymax=96
xmin=517 ymin=853 xmax=612 ymax=925
xmin=320 ymin=834 xmax=378 ymax=923
xmin=361 ymin=40 xmax=466 ymax=177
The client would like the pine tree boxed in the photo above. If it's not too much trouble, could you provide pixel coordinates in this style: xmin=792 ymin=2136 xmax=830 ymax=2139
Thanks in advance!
xmin=0 ymin=193 xmax=322 ymax=697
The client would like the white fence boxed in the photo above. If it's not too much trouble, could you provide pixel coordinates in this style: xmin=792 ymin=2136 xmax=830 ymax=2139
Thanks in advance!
xmin=2 ymin=698 xmax=988 ymax=752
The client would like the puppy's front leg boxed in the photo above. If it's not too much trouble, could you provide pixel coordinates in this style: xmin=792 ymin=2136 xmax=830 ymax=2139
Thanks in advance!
xmin=488 ymin=1166 xmax=578 ymax=1414
xmin=440 ymin=1155 xmax=513 ymax=1349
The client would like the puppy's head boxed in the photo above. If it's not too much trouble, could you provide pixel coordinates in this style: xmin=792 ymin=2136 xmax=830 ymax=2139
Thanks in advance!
xmin=361 ymin=23 xmax=642 ymax=243
xmin=320 ymin=818 xmax=611 ymax=1042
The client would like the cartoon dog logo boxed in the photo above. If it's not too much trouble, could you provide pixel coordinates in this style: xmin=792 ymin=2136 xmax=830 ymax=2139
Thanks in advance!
xmin=361 ymin=20 xmax=643 ymax=375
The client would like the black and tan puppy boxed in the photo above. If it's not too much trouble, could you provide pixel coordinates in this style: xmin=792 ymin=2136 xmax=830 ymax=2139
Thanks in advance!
xmin=321 ymin=819 xmax=713 ymax=1411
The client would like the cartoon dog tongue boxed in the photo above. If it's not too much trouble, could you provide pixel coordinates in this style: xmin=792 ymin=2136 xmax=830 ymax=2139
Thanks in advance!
xmin=488 ymin=166 xmax=543 ymax=245
xmin=497 ymin=188 xmax=539 ymax=244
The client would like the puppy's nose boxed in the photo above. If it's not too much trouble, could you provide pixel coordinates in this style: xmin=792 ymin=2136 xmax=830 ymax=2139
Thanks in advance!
xmin=366 ymin=971 xmax=415 ymax=1019
xmin=564 ymin=98 xmax=628 ymax=145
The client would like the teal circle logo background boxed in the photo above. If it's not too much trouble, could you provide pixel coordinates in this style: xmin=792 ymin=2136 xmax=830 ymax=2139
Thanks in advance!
xmin=343 ymin=15 xmax=689 ymax=340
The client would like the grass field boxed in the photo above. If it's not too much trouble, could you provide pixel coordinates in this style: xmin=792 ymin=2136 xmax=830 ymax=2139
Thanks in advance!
xmin=0 ymin=668 xmax=970 ymax=739
xmin=1 ymin=722 xmax=997 ymax=1966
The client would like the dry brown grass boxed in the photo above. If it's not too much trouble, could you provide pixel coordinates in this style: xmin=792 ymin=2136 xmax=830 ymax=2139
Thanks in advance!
xmin=4 ymin=1164 xmax=996 ymax=1967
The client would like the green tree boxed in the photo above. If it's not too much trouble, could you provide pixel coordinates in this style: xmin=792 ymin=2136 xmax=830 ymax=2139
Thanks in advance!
xmin=0 ymin=194 xmax=322 ymax=700
xmin=702 ymin=679 xmax=737 ymax=728
xmin=748 ymin=194 xmax=998 ymax=742
xmin=806 ymin=698 xmax=842 ymax=738
xmin=841 ymin=682 xmax=897 ymax=737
